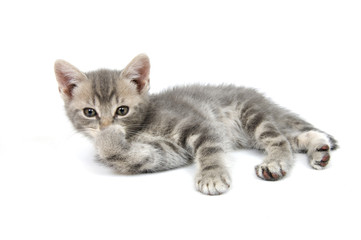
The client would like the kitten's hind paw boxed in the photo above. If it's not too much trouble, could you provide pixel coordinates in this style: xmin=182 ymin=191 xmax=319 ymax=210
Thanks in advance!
xmin=255 ymin=163 xmax=287 ymax=181
xmin=309 ymin=144 xmax=331 ymax=170
xmin=195 ymin=169 xmax=231 ymax=195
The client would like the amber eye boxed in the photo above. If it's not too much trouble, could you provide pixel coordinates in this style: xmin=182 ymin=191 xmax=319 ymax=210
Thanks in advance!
xmin=83 ymin=108 xmax=97 ymax=118
xmin=116 ymin=106 xmax=129 ymax=116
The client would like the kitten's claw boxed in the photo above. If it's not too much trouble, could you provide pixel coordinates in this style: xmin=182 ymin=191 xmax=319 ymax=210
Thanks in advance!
xmin=195 ymin=170 xmax=231 ymax=195
xmin=255 ymin=164 xmax=287 ymax=181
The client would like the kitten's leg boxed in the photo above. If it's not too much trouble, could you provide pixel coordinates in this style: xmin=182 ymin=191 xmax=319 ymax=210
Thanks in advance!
xmin=253 ymin=123 xmax=293 ymax=181
xmin=240 ymin=104 xmax=293 ymax=180
xmin=281 ymin=115 xmax=338 ymax=169
xmin=177 ymin=125 xmax=231 ymax=195
xmin=290 ymin=130 xmax=337 ymax=169
xmin=193 ymin=143 xmax=231 ymax=195
xmin=95 ymin=125 xmax=191 ymax=174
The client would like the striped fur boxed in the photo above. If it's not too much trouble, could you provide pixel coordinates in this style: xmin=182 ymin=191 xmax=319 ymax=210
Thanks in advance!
xmin=55 ymin=54 xmax=338 ymax=195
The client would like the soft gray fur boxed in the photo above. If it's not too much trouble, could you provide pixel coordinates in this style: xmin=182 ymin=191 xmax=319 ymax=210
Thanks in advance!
xmin=55 ymin=54 xmax=338 ymax=195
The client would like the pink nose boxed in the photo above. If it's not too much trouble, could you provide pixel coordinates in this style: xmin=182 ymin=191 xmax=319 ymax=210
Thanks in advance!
xmin=100 ymin=120 xmax=112 ymax=130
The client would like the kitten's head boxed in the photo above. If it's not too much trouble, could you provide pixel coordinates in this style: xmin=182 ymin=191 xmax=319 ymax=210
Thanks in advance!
xmin=54 ymin=54 xmax=151 ymax=139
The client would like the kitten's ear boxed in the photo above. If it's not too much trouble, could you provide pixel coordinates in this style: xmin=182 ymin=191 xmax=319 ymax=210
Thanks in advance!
xmin=54 ymin=60 xmax=86 ymax=99
xmin=121 ymin=54 xmax=150 ymax=94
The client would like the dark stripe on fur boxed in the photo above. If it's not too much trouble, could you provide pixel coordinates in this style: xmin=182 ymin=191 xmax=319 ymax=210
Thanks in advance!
xmin=162 ymin=119 xmax=177 ymax=135
xmin=246 ymin=113 xmax=264 ymax=134
xmin=178 ymin=123 xmax=201 ymax=147
xmin=129 ymin=163 xmax=143 ymax=174
xmin=88 ymin=70 xmax=120 ymax=104
xmin=105 ymin=155 xmax=123 ymax=162
xmin=193 ymin=134 xmax=209 ymax=152
xmin=202 ymin=165 xmax=220 ymax=171
xmin=242 ymin=108 xmax=258 ymax=122
xmin=164 ymin=140 xmax=179 ymax=152
xmin=240 ymin=102 xmax=253 ymax=118
xmin=192 ymin=133 xmax=221 ymax=154
xmin=300 ymin=126 xmax=315 ymax=132
xmin=200 ymin=146 xmax=223 ymax=157
xmin=241 ymin=107 xmax=257 ymax=127
xmin=259 ymin=131 xmax=280 ymax=140
xmin=149 ymin=142 xmax=164 ymax=151
xmin=270 ymin=140 xmax=287 ymax=148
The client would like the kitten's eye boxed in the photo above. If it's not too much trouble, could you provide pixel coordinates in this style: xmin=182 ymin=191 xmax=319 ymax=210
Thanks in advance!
xmin=116 ymin=106 xmax=129 ymax=116
xmin=83 ymin=108 xmax=97 ymax=118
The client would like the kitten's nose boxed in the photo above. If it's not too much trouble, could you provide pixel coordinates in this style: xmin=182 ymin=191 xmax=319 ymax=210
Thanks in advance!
xmin=100 ymin=119 xmax=113 ymax=130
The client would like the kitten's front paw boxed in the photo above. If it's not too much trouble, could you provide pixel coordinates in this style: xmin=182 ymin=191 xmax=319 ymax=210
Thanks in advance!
xmin=195 ymin=168 xmax=231 ymax=195
xmin=95 ymin=125 xmax=128 ymax=159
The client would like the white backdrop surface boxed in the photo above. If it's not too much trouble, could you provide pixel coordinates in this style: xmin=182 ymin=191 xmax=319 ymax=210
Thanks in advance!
xmin=0 ymin=1 xmax=360 ymax=239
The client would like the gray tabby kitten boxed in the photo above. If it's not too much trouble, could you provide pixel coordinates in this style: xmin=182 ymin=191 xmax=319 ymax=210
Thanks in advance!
xmin=55 ymin=54 xmax=338 ymax=195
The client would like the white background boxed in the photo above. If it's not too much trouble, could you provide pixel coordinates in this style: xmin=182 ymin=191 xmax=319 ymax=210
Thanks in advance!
xmin=0 ymin=0 xmax=360 ymax=239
